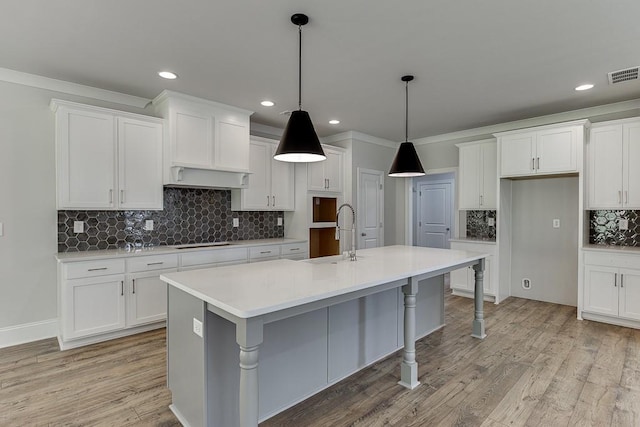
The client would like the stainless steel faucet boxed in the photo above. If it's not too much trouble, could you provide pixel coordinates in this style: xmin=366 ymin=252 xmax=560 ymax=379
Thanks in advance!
xmin=336 ymin=203 xmax=357 ymax=261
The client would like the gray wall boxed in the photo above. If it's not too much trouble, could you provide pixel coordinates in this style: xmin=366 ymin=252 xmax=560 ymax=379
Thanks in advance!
xmin=509 ymin=177 xmax=579 ymax=306
xmin=0 ymin=81 xmax=151 ymax=332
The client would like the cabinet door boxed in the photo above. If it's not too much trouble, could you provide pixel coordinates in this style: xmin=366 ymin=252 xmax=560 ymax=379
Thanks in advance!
xmin=458 ymin=145 xmax=481 ymax=209
xmin=623 ymin=122 xmax=640 ymax=208
xmin=118 ymin=117 xmax=163 ymax=210
xmin=500 ymin=132 xmax=536 ymax=177
xmin=589 ymin=125 xmax=623 ymax=208
xmin=584 ymin=265 xmax=619 ymax=317
xmin=307 ymin=160 xmax=327 ymax=191
xmin=127 ymin=269 xmax=174 ymax=327
xmin=215 ymin=118 xmax=250 ymax=171
xmin=172 ymin=108 xmax=213 ymax=168
xmin=63 ymin=275 xmax=126 ymax=340
xmin=243 ymin=140 xmax=271 ymax=209
xmin=619 ymin=269 xmax=640 ymax=321
xmin=325 ymin=150 xmax=343 ymax=192
xmin=450 ymin=266 xmax=473 ymax=292
xmin=56 ymin=107 xmax=116 ymax=209
xmin=271 ymin=145 xmax=295 ymax=210
xmin=536 ymin=126 xmax=577 ymax=174
xmin=480 ymin=143 xmax=497 ymax=209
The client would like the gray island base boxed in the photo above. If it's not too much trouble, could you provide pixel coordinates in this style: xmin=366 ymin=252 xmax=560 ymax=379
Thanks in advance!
xmin=161 ymin=245 xmax=488 ymax=427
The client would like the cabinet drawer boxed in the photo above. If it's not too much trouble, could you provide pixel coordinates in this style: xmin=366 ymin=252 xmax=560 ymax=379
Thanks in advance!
xmin=584 ymin=251 xmax=640 ymax=269
xmin=65 ymin=259 xmax=125 ymax=279
xmin=180 ymin=247 xmax=248 ymax=268
xmin=249 ymin=245 xmax=281 ymax=260
xmin=281 ymin=243 xmax=307 ymax=257
xmin=127 ymin=254 xmax=178 ymax=273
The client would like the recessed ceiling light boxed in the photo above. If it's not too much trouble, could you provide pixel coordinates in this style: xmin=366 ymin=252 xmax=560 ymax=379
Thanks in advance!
xmin=158 ymin=71 xmax=178 ymax=80
xmin=261 ymin=100 xmax=275 ymax=107
xmin=575 ymin=84 xmax=594 ymax=91
xmin=329 ymin=119 xmax=340 ymax=125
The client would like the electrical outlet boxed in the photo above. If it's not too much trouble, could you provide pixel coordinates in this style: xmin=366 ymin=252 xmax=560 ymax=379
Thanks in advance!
xmin=193 ymin=318 xmax=203 ymax=338
xmin=522 ymin=278 xmax=531 ymax=290
xmin=73 ymin=221 xmax=84 ymax=233
xmin=145 ymin=220 xmax=154 ymax=231
xmin=619 ymin=219 xmax=629 ymax=230
xmin=233 ymin=218 xmax=239 ymax=228
xmin=553 ymin=219 xmax=560 ymax=228
xmin=277 ymin=217 xmax=283 ymax=226
xmin=488 ymin=218 xmax=495 ymax=227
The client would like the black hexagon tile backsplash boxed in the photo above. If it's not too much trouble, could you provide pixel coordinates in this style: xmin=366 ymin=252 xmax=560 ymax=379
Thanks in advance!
xmin=466 ymin=210 xmax=497 ymax=240
xmin=58 ymin=188 xmax=284 ymax=252
xmin=589 ymin=210 xmax=640 ymax=246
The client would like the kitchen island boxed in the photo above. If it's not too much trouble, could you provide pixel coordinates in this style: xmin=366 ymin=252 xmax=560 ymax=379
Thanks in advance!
xmin=161 ymin=245 xmax=488 ymax=427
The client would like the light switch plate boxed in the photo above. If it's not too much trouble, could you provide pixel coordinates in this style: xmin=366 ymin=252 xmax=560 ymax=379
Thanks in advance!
xmin=619 ymin=219 xmax=629 ymax=230
xmin=193 ymin=318 xmax=203 ymax=338
xmin=145 ymin=220 xmax=154 ymax=231
xmin=487 ymin=218 xmax=495 ymax=227
xmin=277 ymin=217 xmax=283 ymax=226
xmin=73 ymin=221 xmax=84 ymax=233
xmin=233 ymin=218 xmax=239 ymax=228
xmin=553 ymin=219 xmax=560 ymax=228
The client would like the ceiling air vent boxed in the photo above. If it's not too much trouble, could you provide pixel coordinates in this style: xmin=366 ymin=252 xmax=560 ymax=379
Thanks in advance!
xmin=608 ymin=66 xmax=640 ymax=85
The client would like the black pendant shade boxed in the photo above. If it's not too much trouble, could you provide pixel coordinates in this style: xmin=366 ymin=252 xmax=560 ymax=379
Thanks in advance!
xmin=389 ymin=142 xmax=425 ymax=177
xmin=274 ymin=110 xmax=325 ymax=162
xmin=274 ymin=13 xmax=326 ymax=163
xmin=389 ymin=75 xmax=425 ymax=177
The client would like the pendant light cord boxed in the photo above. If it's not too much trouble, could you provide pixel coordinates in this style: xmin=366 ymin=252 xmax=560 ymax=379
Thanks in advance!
xmin=405 ymin=79 xmax=409 ymax=142
xmin=298 ymin=23 xmax=302 ymax=111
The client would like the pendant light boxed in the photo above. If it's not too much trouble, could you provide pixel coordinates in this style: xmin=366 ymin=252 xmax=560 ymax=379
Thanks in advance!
xmin=274 ymin=13 xmax=326 ymax=163
xmin=389 ymin=75 xmax=425 ymax=177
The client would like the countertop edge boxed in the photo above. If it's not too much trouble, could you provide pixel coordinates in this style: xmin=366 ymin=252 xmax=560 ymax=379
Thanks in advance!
xmin=582 ymin=244 xmax=640 ymax=254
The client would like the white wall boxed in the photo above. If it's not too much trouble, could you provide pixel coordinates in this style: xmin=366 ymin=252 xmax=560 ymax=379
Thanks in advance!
xmin=0 ymin=80 xmax=151 ymax=345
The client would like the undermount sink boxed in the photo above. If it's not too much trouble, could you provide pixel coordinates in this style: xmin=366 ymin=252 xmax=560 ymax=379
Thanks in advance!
xmin=172 ymin=242 xmax=231 ymax=249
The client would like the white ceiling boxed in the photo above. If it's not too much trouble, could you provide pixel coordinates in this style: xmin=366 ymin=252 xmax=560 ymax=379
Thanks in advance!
xmin=3 ymin=1 xmax=640 ymax=141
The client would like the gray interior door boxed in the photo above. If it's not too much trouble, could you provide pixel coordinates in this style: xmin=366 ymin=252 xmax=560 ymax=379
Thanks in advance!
xmin=417 ymin=182 xmax=452 ymax=248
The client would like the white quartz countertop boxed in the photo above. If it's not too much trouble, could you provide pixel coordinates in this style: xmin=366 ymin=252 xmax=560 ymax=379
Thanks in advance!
xmin=449 ymin=237 xmax=497 ymax=245
xmin=160 ymin=245 xmax=488 ymax=319
xmin=55 ymin=238 xmax=306 ymax=262
xmin=583 ymin=244 xmax=640 ymax=254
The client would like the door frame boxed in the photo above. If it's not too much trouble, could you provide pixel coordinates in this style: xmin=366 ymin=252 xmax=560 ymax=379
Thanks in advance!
xmin=356 ymin=167 xmax=385 ymax=248
xmin=405 ymin=167 xmax=458 ymax=246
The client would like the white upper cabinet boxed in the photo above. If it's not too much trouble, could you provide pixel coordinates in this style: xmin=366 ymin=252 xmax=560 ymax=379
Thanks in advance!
xmin=52 ymin=100 xmax=163 ymax=210
xmin=231 ymin=137 xmax=295 ymax=211
xmin=457 ymin=140 xmax=497 ymax=209
xmin=588 ymin=118 xmax=640 ymax=209
xmin=307 ymin=146 xmax=344 ymax=192
xmin=497 ymin=120 xmax=587 ymax=178
xmin=153 ymin=90 xmax=252 ymax=174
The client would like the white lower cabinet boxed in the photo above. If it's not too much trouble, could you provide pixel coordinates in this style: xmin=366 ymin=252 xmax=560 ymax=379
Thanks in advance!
xmin=583 ymin=251 xmax=640 ymax=326
xmin=126 ymin=268 xmax=174 ymax=327
xmin=449 ymin=240 xmax=498 ymax=301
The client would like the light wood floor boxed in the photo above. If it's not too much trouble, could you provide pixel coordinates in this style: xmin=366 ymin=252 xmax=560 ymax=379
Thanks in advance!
xmin=2 ymin=293 xmax=640 ymax=426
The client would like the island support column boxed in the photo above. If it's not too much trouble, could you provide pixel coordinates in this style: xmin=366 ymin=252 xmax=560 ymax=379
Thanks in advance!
xmin=472 ymin=259 xmax=486 ymax=339
xmin=398 ymin=276 xmax=420 ymax=389
xmin=236 ymin=317 xmax=264 ymax=427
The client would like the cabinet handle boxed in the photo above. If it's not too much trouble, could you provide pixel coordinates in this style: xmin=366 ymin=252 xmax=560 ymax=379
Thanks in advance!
xmin=132 ymin=279 xmax=136 ymax=294
xmin=532 ymin=158 xmax=535 ymax=170
xmin=88 ymin=267 xmax=108 ymax=271
xmin=327 ymin=179 xmax=330 ymax=189
xmin=272 ymin=195 xmax=275 ymax=207
xmin=625 ymin=191 xmax=628 ymax=204
xmin=480 ymin=195 xmax=483 ymax=206
xmin=289 ymin=247 xmax=300 ymax=251
xmin=618 ymin=191 xmax=622 ymax=204
xmin=536 ymin=157 xmax=540 ymax=170
xmin=621 ymin=274 xmax=624 ymax=288
xmin=266 ymin=195 xmax=270 ymax=207
xmin=120 ymin=281 xmax=124 ymax=296
xmin=109 ymin=189 xmax=113 ymax=204
xmin=615 ymin=274 xmax=617 ymax=287
xmin=120 ymin=189 xmax=125 ymax=204
xmin=147 ymin=262 xmax=164 ymax=266
xmin=260 ymin=251 xmax=271 ymax=254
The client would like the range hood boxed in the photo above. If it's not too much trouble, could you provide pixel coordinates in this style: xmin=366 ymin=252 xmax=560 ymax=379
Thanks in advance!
xmin=165 ymin=166 xmax=249 ymax=189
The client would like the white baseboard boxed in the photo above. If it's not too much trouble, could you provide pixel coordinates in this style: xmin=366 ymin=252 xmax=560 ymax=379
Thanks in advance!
xmin=0 ymin=318 xmax=58 ymax=349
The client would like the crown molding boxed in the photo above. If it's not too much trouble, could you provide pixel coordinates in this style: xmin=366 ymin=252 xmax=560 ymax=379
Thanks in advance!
xmin=322 ymin=131 xmax=397 ymax=148
xmin=413 ymin=98 xmax=640 ymax=146
xmin=0 ymin=67 xmax=150 ymax=108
